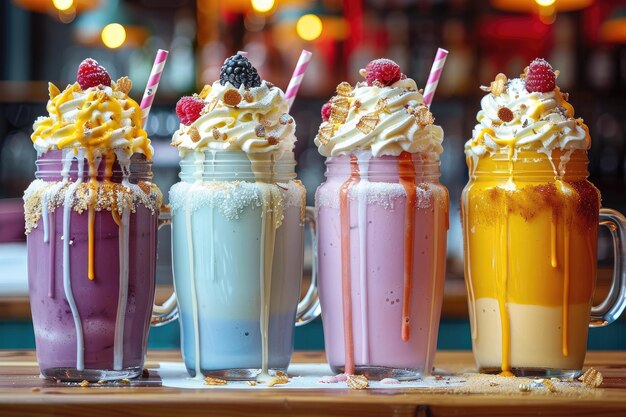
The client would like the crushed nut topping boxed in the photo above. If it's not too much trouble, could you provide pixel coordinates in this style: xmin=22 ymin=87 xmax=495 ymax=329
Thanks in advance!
xmin=204 ymin=376 xmax=228 ymax=386
xmin=116 ymin=77 xmax=132 ymax=95
xmin=223 ymin=89 xmax=242 ymax=107
xmin=243 ymin=91 xmax=255 ymax=103
xmin=336 ymin=81 xmax=354 ymax=97
xmin=267 ymin=135 xmax=279 ymax=145
xmin=541 ymin=378 xmax=558 ymax=393
xmin=374 ymin=98 xmax=389 ymax=114
xmin=356 ymin=113 xmax=379 ymax=134
xmin=255 ymin=124 xmax=266 ymax=137
xmin=189 ymin=127 xmax=201 ymax=143
xmin=414 ymin=106 xmax=435 ymax=127
xmin=579 ymin=368 xmax=603 ymax=388
xmin=79 ymin=380 xmax=90 ymax=387
xmin=497 ymin=107 xmax=514 ymax=123
xmin=279 ymin=113 xmax=293 ymax=125
xmin=346 ymin=374 xmax=369 ymax=390
xmin=266 ymin=372 xmax=289 ymax=387
xmin=518 ymin=383 xmax=531 ymax=392
xmin=481 ymin=73 xmax=507 ymax=96
xmin=329 ymin=96 xmax=350 ymax=124
xmin=317 ymin=124 xmax=335 ymax=145
xmin=212 ymin=128 xmax=225 ymax=141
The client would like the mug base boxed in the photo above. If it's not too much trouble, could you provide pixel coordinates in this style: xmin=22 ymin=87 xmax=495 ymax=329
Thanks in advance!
xmin=329 ymin=365 xmax=426 ymax=381
xmin=478 ymin=367 xmax=582 ymax=378
xmin=188 ymin=367 xmax=289 ymax=381
xmin=41 ymin=366 xmax=143 ymax=382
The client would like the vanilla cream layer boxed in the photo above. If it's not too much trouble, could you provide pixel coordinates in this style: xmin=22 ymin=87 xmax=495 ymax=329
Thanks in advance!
xmin=471 ymin=298 xmax=589 ymax=371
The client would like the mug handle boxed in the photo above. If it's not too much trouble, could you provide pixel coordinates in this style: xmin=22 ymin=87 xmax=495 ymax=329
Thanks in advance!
xmin=151 ymin=205 xmax=179 ymax=327
xmin=295 ymin=207 xmax=321 ymax=326
xmin=590 ymin=208 xmax=626 ymax=327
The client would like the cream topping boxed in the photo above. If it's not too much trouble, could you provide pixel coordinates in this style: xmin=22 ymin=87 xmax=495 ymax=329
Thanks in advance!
xmin=31 ymin=82 xmax=152 ymax=158
xmin=314 ymin=78 xmax=443 ymax=157
xmin=172 ymin=81 xmax=295 ymax=158
xmin=466 ymin=78 xmax=590 ymax=158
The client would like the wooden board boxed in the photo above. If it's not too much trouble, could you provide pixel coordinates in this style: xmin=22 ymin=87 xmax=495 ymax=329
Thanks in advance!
xmin=1 ymin=350 xmax=626 ymax=416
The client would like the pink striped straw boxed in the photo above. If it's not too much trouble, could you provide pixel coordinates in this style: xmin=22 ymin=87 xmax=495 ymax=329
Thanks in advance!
xmin=285 ymin=50 xmax=312 ymax=110
xmin=422 ymin=48 xmax=448 ymax=107
xmin=140 ymin=49 xmax=169 ymax=128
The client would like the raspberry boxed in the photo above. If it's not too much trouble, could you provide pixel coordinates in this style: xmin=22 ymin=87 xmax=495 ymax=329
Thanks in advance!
xmin=220 ymin=54 xmax=261 ymax=88
xmin=321 ymin=102 xmax=331 ymax=122
xmin=176 ymin=96 xmax=205 ymax=125
xmin=77 ymin=58 xmax=111 ymax=90
xmin=364 ymin=58 xmax=401 ymax=86
xmin=525 ymin=58 xmax=556 ymax=93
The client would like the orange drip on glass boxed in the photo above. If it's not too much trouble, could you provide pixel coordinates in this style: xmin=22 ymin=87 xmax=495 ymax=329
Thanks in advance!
xmin=339 ymin=155 xmax=360 ymax=375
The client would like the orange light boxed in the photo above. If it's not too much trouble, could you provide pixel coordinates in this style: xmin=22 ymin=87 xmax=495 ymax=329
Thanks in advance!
xmin=13 ymin=0 xmax=100 ymax=13
xmin=490 ymin=0 xmax=592 ymax=12
xmin=600 ymin=17 xmax=626 ymax=43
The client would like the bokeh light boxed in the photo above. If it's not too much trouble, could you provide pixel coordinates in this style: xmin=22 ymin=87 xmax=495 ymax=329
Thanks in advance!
xmin=296 ymin=14 xmax=323 ymax=41
xmin=52 ymin=0 xmax=74 ymax=11
xmin=101 ymin=23 xmax=126 ymax=49
xmin=251 ymin=0 xmax=274 ymax=13
xmin=535 ymin=0 xmax=556 ymax=6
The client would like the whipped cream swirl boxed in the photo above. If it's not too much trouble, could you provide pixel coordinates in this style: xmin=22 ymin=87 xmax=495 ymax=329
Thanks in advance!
xmin=172 ymin=81 xmax=295 ymax=157
xmin=32 ymin=82 xmax=152 ymax=158
xmin=314 ymin=78 xmax=443 ymax=157
xmin=466 ymin=78 xmax=590 ymax=158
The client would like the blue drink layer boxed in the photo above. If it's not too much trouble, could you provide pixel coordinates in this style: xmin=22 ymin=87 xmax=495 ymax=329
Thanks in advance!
xmin=170 ymin=182 xmax=304 ymax=376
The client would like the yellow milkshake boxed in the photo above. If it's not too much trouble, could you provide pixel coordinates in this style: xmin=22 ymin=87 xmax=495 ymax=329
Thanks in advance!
xmin=462 ymin=59 xmax=601 ymax=377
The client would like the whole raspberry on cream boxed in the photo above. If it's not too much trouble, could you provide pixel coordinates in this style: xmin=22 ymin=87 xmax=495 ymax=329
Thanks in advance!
xmin=467 ymin=59 xmax=589 ymax=159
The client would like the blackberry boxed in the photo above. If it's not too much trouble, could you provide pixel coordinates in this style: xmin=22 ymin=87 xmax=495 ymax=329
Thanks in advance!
xmin=219 ymin=54 xmax=261 ymax=88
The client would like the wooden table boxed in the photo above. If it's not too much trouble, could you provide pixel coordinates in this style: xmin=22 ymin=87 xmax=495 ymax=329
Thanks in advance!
xmin=1 ymin=350 xmax=626 ymax=416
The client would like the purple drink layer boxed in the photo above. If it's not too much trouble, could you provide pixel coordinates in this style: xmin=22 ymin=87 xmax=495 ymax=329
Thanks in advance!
xmin=24 ymin=151 xmax=162 ymax=380
xmin=28 ymin=206 xmax=157 ymax=372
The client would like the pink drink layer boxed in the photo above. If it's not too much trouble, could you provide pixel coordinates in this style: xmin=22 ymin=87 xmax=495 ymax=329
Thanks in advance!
xmin=28 ymin=207 xmax=156 ymax=371
xmin=316 ymin=155 xmax=447 ymax=375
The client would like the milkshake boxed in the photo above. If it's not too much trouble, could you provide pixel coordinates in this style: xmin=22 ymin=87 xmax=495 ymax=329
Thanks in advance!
xmin=24 ymin=59 xmax=162 ymax=381
xmin=314 ymin=58 xmax=449 ymax=379
xmin=164 ymin=54 xmax=315 ymax=380
xmin=462 ymin=59 xmax=626 ymax=376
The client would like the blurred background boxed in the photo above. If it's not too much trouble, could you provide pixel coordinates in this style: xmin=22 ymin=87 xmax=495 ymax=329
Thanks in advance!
xmin=2 ymin=0 xmax=626 ymax=351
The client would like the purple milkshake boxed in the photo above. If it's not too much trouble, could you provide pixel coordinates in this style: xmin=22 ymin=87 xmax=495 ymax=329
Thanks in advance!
xmin=23 ymin=59 xmax=162 ymax=381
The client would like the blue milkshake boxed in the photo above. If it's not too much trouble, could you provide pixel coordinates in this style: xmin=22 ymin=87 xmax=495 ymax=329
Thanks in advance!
xmin=155 ymin=54 xmax=317 ymax=381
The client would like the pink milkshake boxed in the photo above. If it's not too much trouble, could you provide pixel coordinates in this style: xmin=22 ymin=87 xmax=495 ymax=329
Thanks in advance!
xmin=314 ymin=59 xmax=448 ymax=379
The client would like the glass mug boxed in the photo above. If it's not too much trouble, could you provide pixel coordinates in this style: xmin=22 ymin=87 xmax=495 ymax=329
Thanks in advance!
xmin=152 ymin=150 xmax=319 ymax=380
xmin=462 ymin=149 xmax=626 ymax=377
xmin=315 ymin=151 xmax=448 ymax=379
xmin=25 ymin=149 xmax=162 ymax=381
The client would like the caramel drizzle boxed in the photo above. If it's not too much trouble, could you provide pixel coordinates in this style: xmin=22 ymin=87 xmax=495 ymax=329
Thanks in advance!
xmin=498 ymin=210 xmax=513 ymax=377
xmin=339 ymin=156 xmax=360 ymax=375
xmin=398 ymin=152 xmax=416 ymax=341
xmin=562 ymin=218 xmax=571 ymax=357
xmin=550 ymin=212 xmax=558 ymax=268
xmin=86 ymin=149 xmax=98 ymax=281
